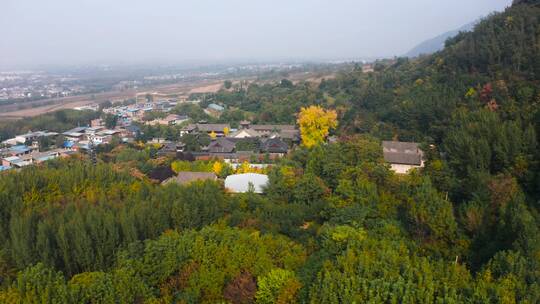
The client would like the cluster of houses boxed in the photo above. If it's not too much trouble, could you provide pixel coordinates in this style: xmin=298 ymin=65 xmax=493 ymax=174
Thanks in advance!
xmin=160 ymin=140 xmax=425 ymax=194
xmin=100 ymin=99 xmax=222 ymax=127
xmin=0 ymin=133 xmax=77 ymax=170
xmin=150 ymin=120 xmax=428 ymax=175
xmin=1 ymin=102 xmax=426 ymax=179
xmin=158 ymin=140 xmax=426 ymax=195
xmin=102 ymin=100 xmax=178 ymax=126
xmin=0 ymin=119 xmax=141 ymax=171
xmin=146 ymin=114 xmax=189 ymax=126
xmin=62 ymin=123 xmax=140 ymax=147
xmin=180 ymin=120 xmax=300 ymax=141
xmin=156 ymin=121 xmax=301 ymax=163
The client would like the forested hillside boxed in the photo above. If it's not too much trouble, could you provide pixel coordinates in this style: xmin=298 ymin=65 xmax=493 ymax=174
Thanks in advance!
xmin=1 ymin=2 xmax=539 ymax=303
xmin=405 ymin=21 xmax=476 ymax=57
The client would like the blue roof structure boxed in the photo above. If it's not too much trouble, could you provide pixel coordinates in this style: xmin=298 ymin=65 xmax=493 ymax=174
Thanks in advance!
xmin=36 ymin=155 xmax=56 ymax=162
xmin=208 ymin=103 xmax=225 ymax=111
xmin=64 ymin=141 xmax=75 ymax=148
xmin=9 ymin=145 xmax=30 ymax=154
xmin=0 ymin=165 xmax=11 ymax=172
xmin=10 ymin=145 xmax=28 ymax=150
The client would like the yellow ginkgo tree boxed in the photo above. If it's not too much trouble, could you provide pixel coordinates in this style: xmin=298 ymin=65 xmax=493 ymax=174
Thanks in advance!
xmin=212 ymin=161 xmax=223 ymax=175
xmin=297 ymin=105 xmax=337 ymax=148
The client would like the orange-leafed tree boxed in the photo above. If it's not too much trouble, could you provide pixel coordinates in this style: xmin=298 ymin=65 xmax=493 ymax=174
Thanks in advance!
xmin=297 ymin=105 xmax=337 ymax=148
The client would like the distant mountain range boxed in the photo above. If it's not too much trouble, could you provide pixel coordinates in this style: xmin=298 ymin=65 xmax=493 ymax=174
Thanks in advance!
xmin=405 ymin=21 xmax=477 ymax=57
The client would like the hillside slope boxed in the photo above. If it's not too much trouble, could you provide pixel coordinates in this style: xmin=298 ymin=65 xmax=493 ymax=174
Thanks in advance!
xmin=405 ymin=21 xmax=476 ymax=57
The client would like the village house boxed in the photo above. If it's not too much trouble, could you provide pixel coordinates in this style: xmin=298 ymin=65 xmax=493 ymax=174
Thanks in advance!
xmin=153 ymin=100 xmax=173 ymax=112
xmin=176 ymin=128 xmax=293 ymax=162
xmin=232 ymin=121 xmax=300 ymax=142
xmin=117 ymin=115 xmax=132 ymax=127
xmin=228 ymin=128 xmax=262 ymax=139
xmin=260 ymin=137 xmax=289 ymax=156
xmin=125 ymin=108 xmax=141 ymax=118
xmin=88 ymin=134 xmax=112 ymax=145
xmin=1 ymin=138 xmax=18 ymax=146
xmin=90 ymin=118 xmax=104 ymax=127
xmin=162 ymin=172 xmax=217 ymax=186
xmin=11 ymin=131 xmax=58 ymax=145
xmin=362 ymin=64 xmax=375 ymax=73
xmin=2 ymin=145 xmax=33 ymax=157
xmin=204 ymin=103 xmax=225 ymax=117
xmin=206 ymin=138 xmax=236 ymax=154
xmin=147 ymin=114 xmax=189 ymax=126
xmin=118 ymin=125 xmax=141 ymax=139
xmin=243 ymin=121 xmax=296 ymax=134
xmin=2 ymin=156 xmax=31 ymax=168
xmin=85 ymin=126 xmax=106 ymax=136
xmin=181 ymin=123 xmax=231 ymax=137
xmin=1 ymin=148 xmax=74 ymax=169
xmin=88 ymin=129 xmax=121 ymax=145
xmin=63 ymin=132 xmax=85 ymax=142
xmin=382 ymin=141 xmax=424 ymax=174
xmin=61 ymin=126 xmax=131 ymax=146
xmin=157 ymin=141 xmax=186 ymax=157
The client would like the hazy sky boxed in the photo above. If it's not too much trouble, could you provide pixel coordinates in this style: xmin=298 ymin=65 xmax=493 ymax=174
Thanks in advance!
xmin=1 ymin=0 xmax=511 ymax=68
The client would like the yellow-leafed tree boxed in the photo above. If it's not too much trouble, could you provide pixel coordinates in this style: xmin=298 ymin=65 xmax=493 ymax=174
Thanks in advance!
xmin=297 ymin=105 xmax=337 ymax=148
xmin=236 ymin=161 xmax=252 ymax=174
xmin=212 ymin=161 xmax=223 ymax=175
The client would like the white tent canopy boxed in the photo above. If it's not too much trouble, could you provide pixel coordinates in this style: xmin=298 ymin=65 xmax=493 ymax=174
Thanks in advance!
xmin=225 ymin=173 xmax=269 ymax=194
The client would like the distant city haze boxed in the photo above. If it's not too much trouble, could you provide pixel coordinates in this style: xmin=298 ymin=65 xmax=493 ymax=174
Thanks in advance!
xmin=1 ymin=0 xmax=511 ymax=68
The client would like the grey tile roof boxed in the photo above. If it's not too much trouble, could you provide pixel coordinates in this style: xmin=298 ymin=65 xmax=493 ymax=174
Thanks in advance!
xmin=182 ymin=124 xmax=198 ymax=131
xmin=275 ymin=129 xmax=300 ymax=140
xmin=250 ymin=125 xmax=296 ymax=132
xmin=261 ymin=138 xmax=288 ymax=153
xmin=163 ymin=172 xmax=217 ymax=185
xmin=195 ymin=124 xmax=230 ymax=132
xmin=158 ymin=142 xmax=183 ymax=154
xmin=382 ymin=141 xmax=423 ymax=165
xmin=383 ymin=141 xmax=420 ymax=153
xmin=208 ymin=103 xmax=225 ymax=111
xmin=207 ymin=138 xmax=236 ymax=153
xmin=383 ymin=152 xmax=423 ymax=166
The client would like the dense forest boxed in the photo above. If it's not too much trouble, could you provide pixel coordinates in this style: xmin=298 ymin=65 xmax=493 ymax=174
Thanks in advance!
xmin=1 ymin=2 xmax=539 ymax=303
